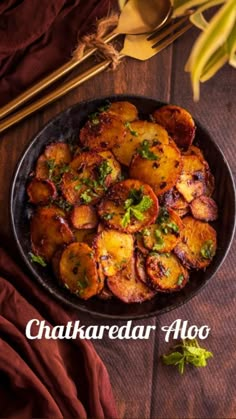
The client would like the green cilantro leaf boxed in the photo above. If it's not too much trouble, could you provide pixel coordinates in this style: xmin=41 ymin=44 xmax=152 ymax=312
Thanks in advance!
xmin=137 ymin=140 xmax=159 ymax=160
xmin=29 ymin=252 xmax=47 ymax=267
xmin=200 ymin=240 xmax=215 ymax=259
xmin=125 ymin=121 xmax=138 ymax=136
xmin=121 ymin=194 xmax=153 ymax=227
xmin=98 ymin=161 xmax=112 ymax=187
xmin=80 ymin=190 xmax=93 ymax=203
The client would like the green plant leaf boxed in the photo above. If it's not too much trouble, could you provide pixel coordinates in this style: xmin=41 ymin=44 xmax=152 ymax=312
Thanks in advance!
xmin=186 ymin=0 xmax=236 ymax=100
xmin=200 ymin=46 xmax=228 ymax=81
xmin=190 ymin=0 xmax=226 ymax=30
xmin=172 ymin=0 xmax=210 ymax=17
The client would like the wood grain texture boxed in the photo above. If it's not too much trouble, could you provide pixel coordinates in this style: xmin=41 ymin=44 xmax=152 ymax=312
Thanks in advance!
xmin=0 ymin=24 xmax=235 ymax=419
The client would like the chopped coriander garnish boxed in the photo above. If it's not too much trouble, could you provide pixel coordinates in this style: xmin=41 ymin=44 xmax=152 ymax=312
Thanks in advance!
xmin=142 ymin=228 xmax=151 ymax=236
xmin=46 ymin=159 xmax=56 ymax=180
xmin=125 ymin=121 xmax=138 ymax=136
xmin=89 ymin=112 xmax=100 ymax=125
xmin=200 ymin=240 xmax=215 ymax=259
xmin=98 ymin=101 xmax=111 ymax=112
xmin=162 ymin=339 xmax=213 ymax=375
xmin=74 ymin=184 xmax=82 ymax=191
xmin=137 ymin=140 xmax=159 ymax=160
xmin=29 ymin=252 xmax=47 ymax=267
xmin=80 ymin=190 xmax=93 ymax=203
xmin=54 ymin=197 xmax=73 ymax=212
xmin=157 ymin=207 xmax=170 ymax=223
xmin=121 ymin=195 xmax=153 ymax=228
xmin=153 ymin=229 xmax=164 ymax=250
xmin=177 ymin=274 xmax=184 ymax=286
xmin=98 ymin=160 xmax=112 ymax=187
xmin=102 ymin=212 xmax=115 ymax=220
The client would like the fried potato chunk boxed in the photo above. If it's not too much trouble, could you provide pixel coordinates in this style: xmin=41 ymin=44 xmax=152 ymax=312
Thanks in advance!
xmin=108 ymin=101 xmax=138 ymax=122
xmin=59 ymin=242 xmax=99 ymax=299
xmin=27 ymin=178 xmax=57 ymax=204
xmin=135 ymin=250 xmax=150 ymax=285
xmin=70 ymin=205 xmax=98 ymax=229
xmin=31 ymin=206 xmax=74 ymax=261
xmin=176 ymin=155 xmax=207 ymax=203
xmin=94 ymin=229 xmax=134 ymax=277
xmin=35 ymin=143 xmax=71 ymax=179
xmin=141 ymin=207 xmax=183 ymax=253
xmin=182 ymin=145 xmax=204 ymax=160
xmin=80 ymin=112 xmax=126 ymax=150
xmin=174 ymin=216 xmax=217 ymax=269
xmin=112 ymin=120 xmax=169 ymax=166
xmin=152 ymin=105 xmax=196 ymax=149
xmin=98 ymin=150 xmax=121 ymax=184
xmin=107 ymin=257 xmax=156 ymax=303
xmin=160 ymin=188 xmax=189 ymax=217
xmin=98 ymin=179 xmax=159 ymax=233
xmin=130 ymin=143 xmax=183 ymax=196
xmin=61 ymin=152 xmax=108 ymax=205
xmin=146 ymin=253 xmax=189 ymax=291
xmin=74 ymin=228 xmax=97 ymax=246
xmin=190 ymin=196 xmax=218 ymax=221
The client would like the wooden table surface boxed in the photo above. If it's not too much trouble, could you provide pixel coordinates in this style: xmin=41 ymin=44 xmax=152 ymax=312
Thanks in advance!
xmin=0 ymin=26 xmax=235 ymax=419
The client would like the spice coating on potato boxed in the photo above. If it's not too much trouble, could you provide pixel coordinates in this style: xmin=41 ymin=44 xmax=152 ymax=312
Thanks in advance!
xmin=130 ymin=143 xmax=183 ymax=196
xmin=112 ymin=120 xmax=169 ymax=166
xmin=80 ymin=112 xmax=126 ymax=151
xmin=141 ymin=207 xmax=183 ymax=253
xmin=70 ymin=205 xmax=98 ymax=229
xmin=31 ymin=206 xmax=74 ymax=261
xmin=107 ymin=258 xmax=156 ymax=303
xmin=35 ymin=143 xmax=71 ymax=179
xmin=190 ymin=196 xmax=218 ymax=221
xmin=174 ymin=216 xmax=217 ymax=269
xmin=152 ymin=105 xmax=196 ymax=149
xmin=59 ymin=242 xmax=99 ymax=299
xmin=98 ymin=179 xmax=159 ymax=233
xmin=108 ymin=101 xmax=138 ymax=122
xmin=146 ymin=253 xmax=189 ymax=291
xmin=94 ymin=229 xmax=134 ymax=277
xmin=176 ymin=155 xmax=208 ymax=203
xmin=27 ymin=178 xmax=57 ymax=204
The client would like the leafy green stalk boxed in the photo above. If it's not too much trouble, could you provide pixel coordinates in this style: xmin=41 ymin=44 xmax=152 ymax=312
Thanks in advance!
xmin=29 ymin=252 xmax=47 ymax=267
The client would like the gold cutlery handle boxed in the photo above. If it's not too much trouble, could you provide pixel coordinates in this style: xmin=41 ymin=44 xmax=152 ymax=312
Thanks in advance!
xmin=0 ymin=31 xmax=118 ymax=120
xmin=0 ymin=58 xmax=117 ymax=134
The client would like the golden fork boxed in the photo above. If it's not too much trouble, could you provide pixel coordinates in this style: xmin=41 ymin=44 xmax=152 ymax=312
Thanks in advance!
xmin=0 ymin=15 xmax=192 ymax=134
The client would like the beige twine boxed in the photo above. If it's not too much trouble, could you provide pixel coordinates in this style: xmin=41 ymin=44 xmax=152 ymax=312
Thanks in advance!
xmin=73 ymin=14 xmax=120 ymax=69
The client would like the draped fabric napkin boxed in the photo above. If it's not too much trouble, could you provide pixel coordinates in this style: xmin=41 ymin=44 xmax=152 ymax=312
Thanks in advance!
xmin=0 ymin=248 xmax=117 ymax=418
xmin=0 ymin=0 xmax=118 ymax=417
xmin=0 ymin=0 xmax=112 ymax=106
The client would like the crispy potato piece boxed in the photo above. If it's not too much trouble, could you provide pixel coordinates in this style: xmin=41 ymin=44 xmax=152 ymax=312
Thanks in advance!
xmin=152 ymin=105 xmax=196 ymax=149
xmin=80 ymin=112 xmax=126 ymax=151
xmin=190 ymin=196 xmax=218 ymax=221
xmin=176 ymin=155 xmax=207 ymax=203
xmin=146 ymin=253 xmax=189 ymax=291
xmin=35 ymin=143 xmax=71 ymax=179
xmin=74 ymin=228 xmax=97 ymax=246
xmin=130 ymin=143 xmax=183 ymax=196
xmin=112 ymin=120 xmax=169 ymax=166
xmin=61 ymin=152 xmax=106 ymax=205
xmin=27 ymin=178 xmax=57 ymax=204
xmin=135 ymin=250 xmax=150 ymax=285
xmin=31 ymin=206 xmax=74 ymax=261
xmin=70 ymin=205 xmax=98 ymax=229
xmin=107 ymin=257 xmax=156 ymax=303
xmin=98 ymin=150 xmax=121 ymax=184
xmin=108 ymin=101 xmax=138 ymax=122
xmin=94 ymin=229 xmax=134 ymax=277
xmin=160 ymin=188 xmax=189 ymax=217
xmin=182 ymin=145 xmax=204 ymax=160
xmin=59 ymin=242 xmax=99 ymax=299
xmin=174 ymin=216 xmax=217 ymax=269
xmin=98 ymin=179 xmax=159 ymax=233
xmin=135 ymin=232 xmax=149 ymax=255
xmin=141 ymin=208 xmax=183 ymax=253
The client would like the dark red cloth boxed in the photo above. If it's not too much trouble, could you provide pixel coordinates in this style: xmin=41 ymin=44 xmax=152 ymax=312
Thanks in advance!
xmin=0 ymin=248 xmax=117 ymax=418
xmin=0 ymin=0 xmax=113 ymax=106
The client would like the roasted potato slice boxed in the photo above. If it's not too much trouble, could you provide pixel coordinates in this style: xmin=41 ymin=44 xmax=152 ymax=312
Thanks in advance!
xmin=35 ymin=143 xmax=71 ymax=179
xmin=31 ymin=206 xmax=74 ymax=261
xmin=107 ymin=257 xmax=156 ymax=303
xmin=80 ymin=112 xmax=126 ymax=151
xmin=27 ymin=178 xmax=57 ymax=204
xmin=176 ymin=155 xmax=207 ymax=203
xmin=190 ymin=196 xmax=218 ymax=221
xmin=174 ymin=216 xmax=217 ymax=269
xmin=146 ymin=252 xmax=189 ymax=291
xmin=94 ymin=229 xmax=134 ymax=277
xmin=70 ymin=205 xmax=98 ymax=229
xmin=74 ymin=228 xmax=97 ymax=246
xmin=59 ymin=242 xmax=99 ymax=299
xmin=160 ymin=188 xmax=189 ymax=217
xmin=141 ymin=207 xmax=183 ymax=253
xmin=112 ymin=120 xmax=169 ymax=166
xmin=98 ymin=179 xmax=159 ymax=233
xmin=108 ymin=101 xmax=138 ymax=122
xmin=135 ymin=232 xmax=149 ymax=255
xmin=182 ymin=145 xmax=204 ymax=160
xmin=152 ymin=105 xmax=196 ymax=149
xmin=61 ymin=152 xmax=109 ymax=205
xmin=98 ymin=150 xmax=121 ymax=184
xmin=130 ymin=143 xmax=183 ymax=196
xmin=135 ymin=250 xmax=150 ymax=285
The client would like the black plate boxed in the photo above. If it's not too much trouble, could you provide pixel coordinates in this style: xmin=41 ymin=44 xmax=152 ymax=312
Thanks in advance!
xmin=10 ymin=95 xmax=236 ymax=319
